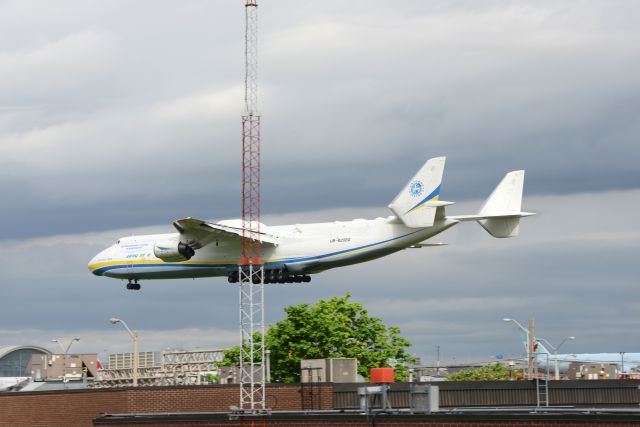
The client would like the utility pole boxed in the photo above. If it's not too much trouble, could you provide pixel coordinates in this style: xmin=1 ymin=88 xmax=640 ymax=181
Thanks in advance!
xmin=238 ymin=0 xmax=266 ymax=413
xmin=528 ymin=319 xmax=535 ymax=379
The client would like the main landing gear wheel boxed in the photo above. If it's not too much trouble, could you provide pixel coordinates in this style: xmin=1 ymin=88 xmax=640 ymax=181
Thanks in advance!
xmin=126 ymin=280 xmax=141 ymax=290
xmin=227 ymin=269 xmax=312 ymax=284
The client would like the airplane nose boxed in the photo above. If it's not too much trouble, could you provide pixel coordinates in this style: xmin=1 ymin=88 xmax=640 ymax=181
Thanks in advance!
xmin=88 ymin=247 xmax=110 ymax=276
xmin=88 ymin=255 xmax=102 ymax=276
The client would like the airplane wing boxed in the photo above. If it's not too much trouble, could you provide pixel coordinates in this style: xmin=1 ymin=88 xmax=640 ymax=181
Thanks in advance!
xmin=173 ymin=217 xmax=279 ymax=249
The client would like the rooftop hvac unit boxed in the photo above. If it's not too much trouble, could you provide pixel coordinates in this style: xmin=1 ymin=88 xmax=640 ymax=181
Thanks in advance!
xmin=300 ymin=358 xmax=358 ymax=383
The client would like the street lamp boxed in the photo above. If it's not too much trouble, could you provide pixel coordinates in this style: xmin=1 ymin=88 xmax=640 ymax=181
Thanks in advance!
xmin=503 ymin=318 xmax=528 ymax=336
xmin=536 ymin=336 xmax=576 ymax=380
xmin=503 ymin=318 xmax=535 ymax=379
xmin=50 ymin=337 xmax=80 ymax=388
xmin=110 ymin=318 xmax=139 ymax=387
xmin=503 ymin=318 xmax=532 ymax=356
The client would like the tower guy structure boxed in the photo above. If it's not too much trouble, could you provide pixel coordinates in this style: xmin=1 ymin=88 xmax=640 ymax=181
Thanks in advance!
xmin=238 ymin=0 xmax=266 ymax=412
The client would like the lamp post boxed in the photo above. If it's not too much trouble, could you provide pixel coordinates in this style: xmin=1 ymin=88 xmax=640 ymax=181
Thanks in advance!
xmin=503 ymin=318 xmax=529 ymax=337
xmin=620 ymin=352 xmax=626 ymax=377
xmin=50 ymin=337 xmax=80 ymax=389
xmin=110 ymin=318 xmax=139 ymax=387
xmin=503 ymin=318 xmax=535 ymax=379
xmin=265 ymin=349 xmax=271 ymax=383
xmin=536 ymin=336 xmax=576 ymax=380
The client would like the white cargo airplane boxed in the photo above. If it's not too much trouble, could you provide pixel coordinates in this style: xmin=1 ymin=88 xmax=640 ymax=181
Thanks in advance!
xmin=533 ymin=341 xmax=640 ymax=375
xmin=88 ymin=157 xmax=534 ymax=290
xmin=507 ymin=325 xmax=640 ymax=374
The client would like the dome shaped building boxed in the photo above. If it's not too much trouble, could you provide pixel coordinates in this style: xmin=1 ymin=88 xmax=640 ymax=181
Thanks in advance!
xmin=0 ymin=345 xmax=51 ymax=377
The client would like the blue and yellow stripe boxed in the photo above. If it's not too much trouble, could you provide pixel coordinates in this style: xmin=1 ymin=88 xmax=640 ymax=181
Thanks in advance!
xmin=406 ymin=185 xmax=440 ymax=214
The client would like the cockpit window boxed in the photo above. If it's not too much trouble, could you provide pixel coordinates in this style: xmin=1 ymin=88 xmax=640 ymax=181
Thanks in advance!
xmin=116 ymin=240 xmax=120 ymax=244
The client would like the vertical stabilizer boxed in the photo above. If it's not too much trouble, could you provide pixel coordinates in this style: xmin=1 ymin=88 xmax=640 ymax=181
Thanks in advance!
xmin=479 ymin=170 xmax=525 ymax=216
xmin=478 ymin=170 xmax=527 ymax=238
xmin=388 ymin=157 xmax=449 ymax=228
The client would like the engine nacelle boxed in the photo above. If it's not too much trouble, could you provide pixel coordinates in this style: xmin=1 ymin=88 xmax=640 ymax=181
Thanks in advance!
xmin=153 ymin=242 xmax=195 ymax=262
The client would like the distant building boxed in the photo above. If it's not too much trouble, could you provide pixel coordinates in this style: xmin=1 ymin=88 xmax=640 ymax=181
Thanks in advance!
xmin=0 ymin=345 xmax=51 ymax=377
xmin=409 ymin=366 xmax=450 ymax=382
xmin=108 ymin=352 xmax=156 ymax=369
xmin=27 ymin=353 xmax=99 ymax=381
xmin=567 ymin=362 xmax=618 ymax=380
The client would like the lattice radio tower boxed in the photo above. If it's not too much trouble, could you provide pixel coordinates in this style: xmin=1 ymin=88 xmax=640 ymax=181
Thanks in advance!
xmin=238 ymin=0 xmax=266 ymax=412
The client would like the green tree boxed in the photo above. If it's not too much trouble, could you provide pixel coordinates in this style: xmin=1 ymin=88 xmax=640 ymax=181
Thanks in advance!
xmin=446 ymin=363 xmax=513 ymax=381
xmin=219 ymin=332 xmax=263 ymax=367
xmin=222 ymin=293 xmax=415 ymax=383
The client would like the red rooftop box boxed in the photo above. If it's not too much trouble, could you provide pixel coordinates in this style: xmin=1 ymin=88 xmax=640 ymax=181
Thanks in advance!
xmin=370 ymin=367 xmax=394 ymax=383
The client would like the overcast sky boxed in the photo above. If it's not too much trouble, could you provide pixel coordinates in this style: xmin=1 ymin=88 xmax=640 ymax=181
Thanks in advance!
xmin=1 ymin=0 xmax=639 ymax=365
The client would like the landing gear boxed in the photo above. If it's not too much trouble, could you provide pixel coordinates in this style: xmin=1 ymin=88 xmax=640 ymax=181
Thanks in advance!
xmin=226 ymin=268 xmax=311 ymax=284
xmin=126 ymin=279 xmax=141 ymax=290
xmin=228 ymin=271 xmax=239 ymax=283
xmin=252 ymin=270 xmax=262 ymax=284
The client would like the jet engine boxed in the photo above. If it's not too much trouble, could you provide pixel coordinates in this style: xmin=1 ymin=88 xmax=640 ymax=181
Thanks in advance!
xmin=153 ymin=242 xmax=195 ymax=262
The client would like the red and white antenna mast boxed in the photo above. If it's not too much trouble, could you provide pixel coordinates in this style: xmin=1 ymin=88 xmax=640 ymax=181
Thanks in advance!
xmin=238 ymin=0 xmax=266 ymax=412
xmin=241 ymin=2 xmax=260 ymax=262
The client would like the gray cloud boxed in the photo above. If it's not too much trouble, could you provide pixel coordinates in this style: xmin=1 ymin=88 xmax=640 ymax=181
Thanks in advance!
xmin=0 ymin=1 xmax=639 ymax=241
xmin=1 ymin=0 xmax=639 ymax=363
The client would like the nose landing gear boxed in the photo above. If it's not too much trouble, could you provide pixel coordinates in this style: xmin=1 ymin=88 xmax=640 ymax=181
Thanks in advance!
xmin=126 ymin=279 xmax=141 ymax=290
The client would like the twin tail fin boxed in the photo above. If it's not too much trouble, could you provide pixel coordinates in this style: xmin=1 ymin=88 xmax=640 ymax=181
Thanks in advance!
xmin=450 ymin=170 xmax=535 ymax=238
xmin=390 ymin=157 xmax=534 ymax=236
xmin=388 ymin=157 xmax=453 ymax=228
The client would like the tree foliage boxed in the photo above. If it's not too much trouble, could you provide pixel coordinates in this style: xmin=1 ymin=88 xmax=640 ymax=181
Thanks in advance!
xmin=221 ymin=293 xmax=415 ymax=383
xmin=446 ymin=363 xmax=513 ymax=381
xmin=218 ymin=332 xmax=262 ymax=367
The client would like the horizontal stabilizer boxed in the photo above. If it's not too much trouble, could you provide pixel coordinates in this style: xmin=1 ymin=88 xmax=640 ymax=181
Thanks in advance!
xmin=450 ymin=212 xmax=535 ymax=222
xmin=409 ymin=242 xmax=447 ymax=248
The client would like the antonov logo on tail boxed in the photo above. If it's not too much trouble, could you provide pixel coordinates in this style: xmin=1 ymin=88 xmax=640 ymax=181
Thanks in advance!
xmin=409 ymin=180 xmax=424 ymax=197
xmin=88 ymin=157 xmax=535 ymax=290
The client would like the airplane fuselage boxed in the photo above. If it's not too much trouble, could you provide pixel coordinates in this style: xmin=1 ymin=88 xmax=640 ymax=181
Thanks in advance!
xmin=89 ymin=216 xmax=458 ymax=281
